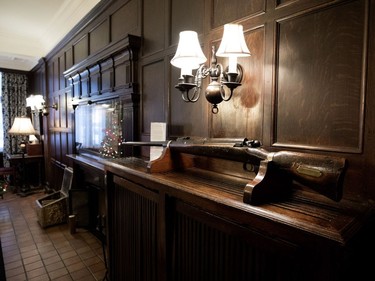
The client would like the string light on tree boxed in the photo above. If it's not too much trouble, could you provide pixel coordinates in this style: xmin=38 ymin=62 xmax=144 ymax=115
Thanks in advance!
xmin=99 ymin=107 xmax=123 ymax=158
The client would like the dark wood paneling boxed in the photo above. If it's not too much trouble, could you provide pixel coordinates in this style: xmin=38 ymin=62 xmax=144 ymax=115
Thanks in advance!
xmin=114 ymin=50 xmax=131 ymax=89
xmin=88 ymin=64 xmax=101 ymax=95
xmin=59 ymin=54 xmax=65 ymax=90
xmin=171 ymin=200 xmax=300 ymax=281
xmin=101 ymin=57 xmax=114 ymax=93
xmin=90 ymin=19 xmax=110 ymax=54
xmin=211 ymin=27 xmax=265 ymax=139
xmin=142 ymin=60 xmax=166 ymax=135
xmin=275 ymin=0 xmax=366 ymax=152
xmin=73 ymin=35 xmax=89 ymax=64
xmin=60 ymin=92 xmax=68 ymax=128
xmin=47 ymin=63 xmax=53 ymax=94
xmin=80 ymin=69 xmax=90 ymax=97
xmin=65 ymin=48 xmax=73 ymax=87
xmin=143 ymin=0 xmax=165 ymax=55
xmin=34 ymin=0 xmax=375 ymax=203
xmin=53 ymin=59 xmax=59 ymax=92
xmin=71 ymin=73 xmax=82 ymax=98
xmin=212 ymin=0 xmax=265 ymax=28
xmin=275 ymin=0 xmax=332 ymax=11
xmin=65 ymin=48 xmax=73 ymax=70
xmin=111 ymin=0 xmax=138 ymax=42
xmin=170 ymin=0 xmax=204 ymax=46
xmin=109 ymin=176 xmax=159 ymax=281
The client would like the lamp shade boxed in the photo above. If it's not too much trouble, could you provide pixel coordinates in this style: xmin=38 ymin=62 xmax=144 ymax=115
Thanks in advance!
xmin=26 ymin=94 xmax=45 ymax=111
xmin=216 ymin=24 xmax=251 ymax=57
xmin=171 ymin=31 xmax=207 ymax=70
xmin=8 ymin=117 xmax=37 ymax=135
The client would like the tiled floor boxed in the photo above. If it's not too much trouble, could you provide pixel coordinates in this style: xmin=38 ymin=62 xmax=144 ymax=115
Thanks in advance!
xmin=0 ymin=190 xmax=107 ymax=281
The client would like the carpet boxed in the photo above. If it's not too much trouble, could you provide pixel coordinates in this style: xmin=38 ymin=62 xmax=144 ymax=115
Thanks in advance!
xmin=0 ymin=238 xmax=5 ymax=281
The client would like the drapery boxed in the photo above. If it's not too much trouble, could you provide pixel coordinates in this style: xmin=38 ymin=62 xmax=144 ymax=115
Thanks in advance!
xmin=1 ymin=72 xmax=28 ymax=167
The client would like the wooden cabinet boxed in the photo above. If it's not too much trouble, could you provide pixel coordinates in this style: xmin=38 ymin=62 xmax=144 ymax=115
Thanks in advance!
xmin=67 ymin=154 xmax=107 ymax=241
xmin=104 ymin=150 xmax=375 ymax=281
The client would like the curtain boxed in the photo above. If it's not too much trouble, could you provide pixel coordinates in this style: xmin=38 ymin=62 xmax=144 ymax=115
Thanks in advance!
xmin=1 ymin=72 xmax=28 ymax=167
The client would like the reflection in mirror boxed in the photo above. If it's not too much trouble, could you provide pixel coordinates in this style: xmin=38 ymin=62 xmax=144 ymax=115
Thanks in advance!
xmin=75 ymin=98 xmax=122 ymax=158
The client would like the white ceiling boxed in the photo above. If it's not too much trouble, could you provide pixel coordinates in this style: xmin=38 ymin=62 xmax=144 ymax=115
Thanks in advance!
xmin=0 ymin=0 xmax=101 ymax=71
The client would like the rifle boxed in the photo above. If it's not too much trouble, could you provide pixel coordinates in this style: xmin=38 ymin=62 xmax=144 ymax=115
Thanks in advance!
xmin=123 ymin=137 xmax=347 ymax=205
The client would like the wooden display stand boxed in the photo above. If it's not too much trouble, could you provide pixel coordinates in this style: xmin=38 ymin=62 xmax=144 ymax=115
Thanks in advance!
xmin=146 ymin=138 xmax=347 ymax=205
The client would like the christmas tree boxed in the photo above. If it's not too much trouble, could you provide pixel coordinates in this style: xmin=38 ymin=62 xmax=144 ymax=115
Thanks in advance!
xmin=100 ymin=107 xmax=123 ymax=158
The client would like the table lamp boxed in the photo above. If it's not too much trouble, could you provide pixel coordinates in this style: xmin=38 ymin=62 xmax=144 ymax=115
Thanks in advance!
xmin=9 ymin=117 xmax=37 ymax=152
xmin=8 ymin=116 xmax=38 ymax=196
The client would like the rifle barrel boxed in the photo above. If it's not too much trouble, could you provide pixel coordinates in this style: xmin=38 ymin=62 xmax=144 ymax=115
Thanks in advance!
xmin=123 ymin=141 xmax=168 ymax=146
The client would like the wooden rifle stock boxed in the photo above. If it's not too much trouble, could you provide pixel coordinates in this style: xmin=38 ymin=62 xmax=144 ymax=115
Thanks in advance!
xmin=123 ymin=138 xmax=347 ymax=204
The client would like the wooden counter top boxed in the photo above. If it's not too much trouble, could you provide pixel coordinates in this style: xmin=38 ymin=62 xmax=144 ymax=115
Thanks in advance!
xmin=103 ymin=156 xmax=374 ymax=248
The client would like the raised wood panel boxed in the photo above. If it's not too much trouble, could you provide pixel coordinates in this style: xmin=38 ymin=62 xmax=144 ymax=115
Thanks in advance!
xmin=60 ymin=92 xmax=68 ymax=128
xmin=73 ymin=35 xmax=89 ymax=65
xmin=65 ymin=48 xmax=73 ymax=87
xmin=170 ymin=0 xmax=204 ymax=46
xmin=49 ymin=131 xmax=56 ymax=160
xmin=88 ymin=64 xmax=101 ymax=95
xmin=47 ymin=63 xmax=53 ymax=94
xmin=276 ymin=0 xmax=294 ymax=6
xmin=211 ymin=27 xmax=265 ymax=139
xmin=122 ymin=93 xmax=140 ymax=148
xmin=114 ymin=50 xmax=131 ymax=89
xmin=143 ymin=0 xmax=164 ymax=55
xmin=80 ymin=69 xmax=90 ymax=97
xmin=101 ymin=57 xmax=114 ymax=93
xmin=59 ymin=54 xmax=65 ymax=90
xmin=54 ymin=133 xmax=62 ymax=161
xmin=212 ymin=0 xmax=265 ymax=29
xmin=274 ymin=0 xmax=366 ymax=152
xmin=61 ymin=133 xmax=69 ymax=164
xmin=90 ymin=19 xmax=110 ymax=54
xmin=275 ymin=0 xmax=333 ymax=10
xmin=71 ymin=73 xmax=81 ymax=98
xmin=142 ymin=60 xmax=165 ymax=135
xmin=111 ymin=0 xmax=138 ymax=42
xmin=65 ymin=48 xmax=73 ymax=70
xmin=53 ymin=59 xmax=59 ymax=92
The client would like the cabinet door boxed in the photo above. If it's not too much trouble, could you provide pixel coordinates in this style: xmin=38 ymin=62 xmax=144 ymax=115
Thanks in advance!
xmin=108 ymin=175 xmax=161 ymax=281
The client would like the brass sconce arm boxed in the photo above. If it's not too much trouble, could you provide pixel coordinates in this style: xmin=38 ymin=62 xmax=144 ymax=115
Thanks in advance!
xmin=42 ymin=103 xmax=58 ymax=116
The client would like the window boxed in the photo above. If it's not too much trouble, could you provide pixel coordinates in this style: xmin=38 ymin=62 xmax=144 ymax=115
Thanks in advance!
xmin=0 ymin=72 xmax=3 ymax=151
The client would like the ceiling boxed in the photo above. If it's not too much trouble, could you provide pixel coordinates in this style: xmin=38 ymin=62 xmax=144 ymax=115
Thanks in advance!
xmin=0 ymin=0 xmax=101 ymax=71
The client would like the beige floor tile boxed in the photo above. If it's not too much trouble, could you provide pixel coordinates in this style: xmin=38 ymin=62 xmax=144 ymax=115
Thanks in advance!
xmin=0 ymin=191 xmax=106 ymax=281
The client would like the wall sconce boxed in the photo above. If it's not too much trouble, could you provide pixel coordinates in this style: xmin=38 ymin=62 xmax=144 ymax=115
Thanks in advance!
xmin=171 ymin=24 xmax=251 ymax=113
xmin=26 ymin=94 xmax=58 ymax=116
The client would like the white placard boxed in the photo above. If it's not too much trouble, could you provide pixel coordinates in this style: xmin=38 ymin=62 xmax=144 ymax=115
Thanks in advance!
xmin=150 ymin=122 xmax=166 ymax=161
